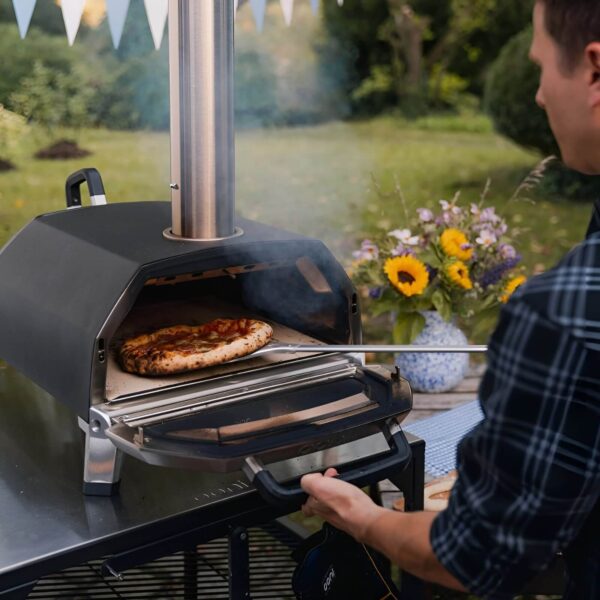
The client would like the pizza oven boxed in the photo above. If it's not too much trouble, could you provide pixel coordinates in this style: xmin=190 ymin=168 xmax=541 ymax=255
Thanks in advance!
xmin=0 ymin=0 xmax=414 ymax=503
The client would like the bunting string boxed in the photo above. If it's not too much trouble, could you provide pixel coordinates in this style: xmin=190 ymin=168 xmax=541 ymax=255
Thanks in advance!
xmin=9 ymin=0 xmax=344 ymax=49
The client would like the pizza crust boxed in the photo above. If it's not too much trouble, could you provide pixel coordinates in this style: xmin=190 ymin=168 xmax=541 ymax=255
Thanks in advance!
xmin=119 ymin=318 xmax=273 ymax=376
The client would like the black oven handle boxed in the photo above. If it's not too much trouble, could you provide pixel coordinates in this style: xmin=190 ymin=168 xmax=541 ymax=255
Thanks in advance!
xmin=242 ymin=419 xmax=411 ymax=509
xmin=66 ymin=168 xmax=107 ymax=208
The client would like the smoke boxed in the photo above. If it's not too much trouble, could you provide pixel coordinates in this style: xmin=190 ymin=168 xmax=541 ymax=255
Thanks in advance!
xmin=234 ymin=1 xmax=371 ymax=261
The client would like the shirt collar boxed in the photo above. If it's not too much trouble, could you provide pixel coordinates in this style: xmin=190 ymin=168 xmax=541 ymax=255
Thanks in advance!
xmin=586 ymin=199 xmax=600 ymax=238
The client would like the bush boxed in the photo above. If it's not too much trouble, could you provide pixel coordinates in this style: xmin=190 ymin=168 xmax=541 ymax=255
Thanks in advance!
xmin=0 ymin=105 xmax=26 ymax=160
xmin=484 ymin=28 xmax=556 ymax=155
xmin=10 ymin=61 xmax=94 ymax=137
xmin=485 ymin=28 xmax=600 ymax=200
xmin=235 ymin=50 xmax=279 ymax=128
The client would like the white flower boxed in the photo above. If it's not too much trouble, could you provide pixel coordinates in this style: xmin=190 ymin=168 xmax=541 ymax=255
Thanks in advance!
xmin=388 ymin=228 xmax=420 ymax=246
xmin=476 ymin=229 xmax=497 ymax=247
xmin=470 ymin=203 xmax=481 ymax=216
xmin=439 ymin=200 xmax=451 ymax=211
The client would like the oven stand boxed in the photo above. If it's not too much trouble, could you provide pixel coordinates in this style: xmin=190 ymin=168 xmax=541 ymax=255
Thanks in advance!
xmin=78 ymin=413 xmax=123 ymax=496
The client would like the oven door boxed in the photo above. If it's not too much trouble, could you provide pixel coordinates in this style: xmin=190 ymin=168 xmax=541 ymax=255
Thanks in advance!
xmin=103 ymin=364 xmax=412 ymax=504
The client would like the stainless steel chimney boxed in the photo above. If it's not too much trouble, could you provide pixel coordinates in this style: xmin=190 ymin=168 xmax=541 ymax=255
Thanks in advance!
xmin=166 ymin=0 xmax=239 ymax=241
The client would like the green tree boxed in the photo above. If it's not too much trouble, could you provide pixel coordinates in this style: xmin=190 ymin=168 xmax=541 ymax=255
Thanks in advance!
xmin=320 ymin=0 xmax=534 ymax=114
xmin=0 ymin=24 xmax=81 ymax=107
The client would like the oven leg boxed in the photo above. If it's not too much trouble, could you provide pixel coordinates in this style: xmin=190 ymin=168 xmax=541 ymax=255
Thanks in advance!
xmin=229 ymin=526 xmax=251 ymax=600
xmin=387 ymin=436 xmax=426 ymax=599
xmin=388 ymin=436 xmax=425 ymax=511
xmin=79 ymin=416 xmax=123 ymax=496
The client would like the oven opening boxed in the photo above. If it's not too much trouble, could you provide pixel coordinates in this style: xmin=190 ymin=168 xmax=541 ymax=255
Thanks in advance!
xmin=104 ymin=256 xmax=352 ymax=402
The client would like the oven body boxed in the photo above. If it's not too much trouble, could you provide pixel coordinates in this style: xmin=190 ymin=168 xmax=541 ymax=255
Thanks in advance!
xmin=0 ymin=201 xmax=413 ymax=498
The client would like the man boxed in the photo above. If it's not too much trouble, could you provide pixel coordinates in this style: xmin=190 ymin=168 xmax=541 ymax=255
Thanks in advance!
xmin=301 ymin=1 xmax=600 ymax=597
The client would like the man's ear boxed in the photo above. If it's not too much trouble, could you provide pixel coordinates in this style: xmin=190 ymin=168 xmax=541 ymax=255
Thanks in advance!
xmin=586 ymin=42 xmax=600 ymax=107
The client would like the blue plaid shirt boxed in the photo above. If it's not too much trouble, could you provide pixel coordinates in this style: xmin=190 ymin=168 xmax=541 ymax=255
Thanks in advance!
xmin=430 ymin=201 xmax=600 ymax=599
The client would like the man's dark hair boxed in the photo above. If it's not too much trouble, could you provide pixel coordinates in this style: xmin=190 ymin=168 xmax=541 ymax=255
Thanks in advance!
xmin=540 ymin=0 xmax=600 ymax=69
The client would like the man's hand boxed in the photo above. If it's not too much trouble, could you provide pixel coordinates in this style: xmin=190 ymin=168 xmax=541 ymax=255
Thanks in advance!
xmin=301 ymin=468 xmax=466 ymax=592
xmin=300 ymin=468 xmax=386 ymax=542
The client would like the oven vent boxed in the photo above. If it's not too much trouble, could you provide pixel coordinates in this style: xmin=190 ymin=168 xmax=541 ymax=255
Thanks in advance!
xmin=167 ymin=0 xmax=237 ymax=242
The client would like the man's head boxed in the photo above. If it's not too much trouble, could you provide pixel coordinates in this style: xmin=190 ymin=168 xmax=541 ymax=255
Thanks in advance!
xmin=530 ymin=1 xmax=600 ymax=174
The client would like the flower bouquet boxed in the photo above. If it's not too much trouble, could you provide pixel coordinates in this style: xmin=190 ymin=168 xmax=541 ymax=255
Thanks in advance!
xmin=351 ymin=196 xmax=527 ymax=345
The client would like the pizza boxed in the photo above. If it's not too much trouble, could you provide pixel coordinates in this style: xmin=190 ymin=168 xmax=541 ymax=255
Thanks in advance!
xmin=119 ymin=318 xmax=273 ymax=376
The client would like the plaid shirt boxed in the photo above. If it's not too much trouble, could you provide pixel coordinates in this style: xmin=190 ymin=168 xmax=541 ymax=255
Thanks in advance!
xmin=430 ymin=201 xmax=600 ymax=599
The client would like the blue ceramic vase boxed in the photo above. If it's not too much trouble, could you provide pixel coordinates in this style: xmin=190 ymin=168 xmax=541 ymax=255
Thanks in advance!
xmin=395 ymin=311 xmax=469 ymax=393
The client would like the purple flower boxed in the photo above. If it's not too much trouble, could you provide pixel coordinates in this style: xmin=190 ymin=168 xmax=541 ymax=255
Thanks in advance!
xmin=391 ymin=243 xmax=416 ymax=257
xmin=417 ymin=208 xmax=434 ymax=223
xmin=369 ymin=287 xmax=383 ymax=299
xmin=425 ymin=264 xmax=438 ymax=280
xmin=500 ymin=244 xmax=517 ymax=260
xmin=478 ymin=256 xmax=522 ymax=288
xmin=352 ymin=240 xmax=379 ymax=261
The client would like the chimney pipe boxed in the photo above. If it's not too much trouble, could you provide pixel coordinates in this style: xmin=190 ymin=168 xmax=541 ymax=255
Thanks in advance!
xmin=166 ymin=0 xmax=239 ymax=241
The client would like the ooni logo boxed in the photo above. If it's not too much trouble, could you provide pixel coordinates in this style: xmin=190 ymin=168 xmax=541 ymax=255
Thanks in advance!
xmin=322 ymin=566 xmax=336 ymax=594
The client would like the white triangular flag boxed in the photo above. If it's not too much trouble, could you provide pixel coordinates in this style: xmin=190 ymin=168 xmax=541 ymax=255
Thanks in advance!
xmin=310 ymin=0 xmax=319 ymax=15
xmin=144 ymin=0 xmax=168 ymax=50
xmin=12 ymin=0 xmax=37 ymax=39
xmin=280 ymin=0 xmax=293 ymax=26
xmin=250 ymin=0 xmax=266 ymax=32
xmin=60 ymin=0 xmax=86 ymax=46
xmin=106 ymin=0 xmax=130 ymax=48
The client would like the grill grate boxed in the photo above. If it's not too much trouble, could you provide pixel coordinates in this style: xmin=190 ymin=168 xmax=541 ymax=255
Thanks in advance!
xmin=28 ymin=525 xmax=300 ymax=599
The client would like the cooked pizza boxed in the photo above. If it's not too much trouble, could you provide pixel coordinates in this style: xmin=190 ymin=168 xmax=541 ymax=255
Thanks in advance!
xmin=119 ymin=318 xmax=273 ymax=376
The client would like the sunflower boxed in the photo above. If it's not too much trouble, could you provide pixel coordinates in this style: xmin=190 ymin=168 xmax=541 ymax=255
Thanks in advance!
xmin=384 ymin=256 xmax=429 ymax=297
xmin=440 ymin=229 xmax=473 ymax=261
xmin=445 ymin=261 xmax=473 ymax=290
xmin=501 ymin=275 xmax=527 ymax=303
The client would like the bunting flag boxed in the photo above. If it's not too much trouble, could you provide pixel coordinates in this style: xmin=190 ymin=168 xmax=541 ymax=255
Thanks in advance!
xmin=12 ymin=0 xmax=37 ymax=39
xmin=106 ymin=0 xmax=131 ymax=48
xmin=7 ymin=0 xmax=343 ymax=45
xmin=249 ymin=0 xmax=266 ymax=32
xmin=60 ymin=0 xmax=86 ymax=46
xmin=144 ymin=0 xmax=169 ymax=50
xmin=280 ymin=0 xmax=294 ymax=26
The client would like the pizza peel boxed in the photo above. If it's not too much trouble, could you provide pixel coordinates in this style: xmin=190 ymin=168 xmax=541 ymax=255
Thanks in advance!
xmin=228 ymin=342 xmax=488 ymax=364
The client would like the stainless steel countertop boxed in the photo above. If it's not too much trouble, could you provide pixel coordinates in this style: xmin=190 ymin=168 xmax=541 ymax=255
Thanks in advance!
xmin=0 ymin=365 xmax=257 ymax=584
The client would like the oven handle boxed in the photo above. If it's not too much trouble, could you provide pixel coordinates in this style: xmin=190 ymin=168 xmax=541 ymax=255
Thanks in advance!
xmin=65 ymin=168 xmax=107 ymax=208
xmin=242 ymin=419 xmax=410 ymax=509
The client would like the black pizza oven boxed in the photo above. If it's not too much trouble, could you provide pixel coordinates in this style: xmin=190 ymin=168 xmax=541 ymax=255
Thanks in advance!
xmin=0 ymin=0 xmax=414 ymax=503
